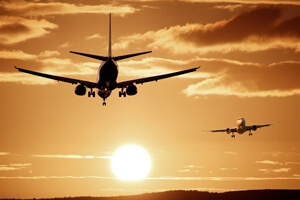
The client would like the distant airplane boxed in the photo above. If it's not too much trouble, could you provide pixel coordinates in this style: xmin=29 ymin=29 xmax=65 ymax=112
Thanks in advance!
xmin=14 ymin=13 xmax=200 ymax=106
xmin=203 ymin=117 xmax=277 ymax=138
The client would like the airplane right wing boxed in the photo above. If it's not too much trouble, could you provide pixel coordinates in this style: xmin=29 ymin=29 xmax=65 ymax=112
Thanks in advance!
xmin=203 ymin=127 xmax=237 ymax=133
xmin=116 ymin=66 xmax=200 ymax=88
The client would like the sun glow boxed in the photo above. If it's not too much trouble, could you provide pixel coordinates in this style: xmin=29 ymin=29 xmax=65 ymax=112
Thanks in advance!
xmin=111 ymin=145 xmax=151 ymax=181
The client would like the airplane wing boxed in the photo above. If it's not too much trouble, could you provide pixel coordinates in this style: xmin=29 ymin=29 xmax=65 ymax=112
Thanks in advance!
xmin=203 ymin=127 xmax=237 ymax=133
xmin=245 ymin=122 xmax=277 ymax=131
xmin=14 ymin=66 xmax=98 ymax=88
xmin=116 ymin=66 xmax=200 ymax=88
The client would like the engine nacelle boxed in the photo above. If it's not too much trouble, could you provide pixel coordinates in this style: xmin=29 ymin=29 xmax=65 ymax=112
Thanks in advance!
xmin=75 ymin=84 xmax=86 ymax=96
xmin=252 ymin=125 xmax=257 ymax=131
xmin=226 ymin=128 xmax=231 ymax=134
xmin=126 ymin=84 xmax=137 ymax=96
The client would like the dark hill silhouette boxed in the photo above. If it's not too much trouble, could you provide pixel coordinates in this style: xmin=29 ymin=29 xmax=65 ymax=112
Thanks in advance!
xmin=3 ymin=190 xmax=300 ymax=200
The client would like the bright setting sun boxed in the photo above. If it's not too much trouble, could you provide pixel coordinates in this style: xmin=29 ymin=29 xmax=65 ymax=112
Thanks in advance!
xmin=111 ymin=145 xmax=151 ymax=181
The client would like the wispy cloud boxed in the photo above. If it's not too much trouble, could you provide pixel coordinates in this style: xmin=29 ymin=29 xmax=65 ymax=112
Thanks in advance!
xmin=0 ymin=1 xmax=137 ymax=17
xmin=0 ymin=152 xmax=10 ymax=156
xmin=85 ymin=34 xmax=104 ymax=40
xmin=219 ymin=168 xmax=238 ymax=171
xmin=256 ymin=160 xmax=283 ymax=165
xmin=32 ymin=154 xmax=111 ymax=159
xmin=0 ymin=163 xmax=32 ymax=171
xmin=0 ymin=175 xmax=299 ymax=181
xmin=258 ymin=168 xmax=292 ymax=173
xmin=183 ymin=75 xmax=300 ymax=98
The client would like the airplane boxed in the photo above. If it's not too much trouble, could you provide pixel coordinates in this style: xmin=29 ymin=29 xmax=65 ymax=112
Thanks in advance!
xmin=203 ymin=117 xmax=277 ymax=138
xmin=14 ymin=13 xmax=200 ymax=106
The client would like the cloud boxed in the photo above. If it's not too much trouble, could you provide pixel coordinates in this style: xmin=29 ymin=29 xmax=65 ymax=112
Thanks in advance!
xmin=219 ymin=168 xmax=238 ymax=171
xmin=0 ymin=1 xmax=137 ymax=45
xmin=59 ymin=42 xmax=70 ymax=48
xmin=256 ymin=160 xmax=283 ymax=165
xmin=182 ymin=75 xmax=300 ymax=98
xmin=113 ymin=7 xmax=300 ymax=54
xmin=0 ymin=163 xmax=32 ymax=171
xmin=32 ymin=154 xmax=111 ymax=159
xmin=0 ymin=16 xmax=58 ymax=45
xmin=272 ymin=168 xmax=291 ymax=173
xmin=0 ymin=1 xmax=137 ymax=17
xmin=180 ymin=0 xmax=300 ymax=6
xmin=85 ymin=34 xmax=104 ymax=40
xmin=119 ymin=57 xmax=212 ymax=79
xmin=147 ymin=176 xmax=300 ymax=181
xmin=258 ymin=168 xmax=292 ymax=173
xmin=0 ymin=152 xmax=10 ymax=156
xmin=214 ymin=4 xmax=243 ymax=11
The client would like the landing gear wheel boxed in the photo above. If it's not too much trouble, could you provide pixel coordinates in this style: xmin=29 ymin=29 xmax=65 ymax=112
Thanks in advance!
xmin=88 ymin=90 xmax=95 ymax=97
xmin=119 ymin=88 xmax=126 ymax=97
xmin=103 ymin=102 xmax=106 ymax=106
xmin=231 ymin=134 xmax=235 ymax=138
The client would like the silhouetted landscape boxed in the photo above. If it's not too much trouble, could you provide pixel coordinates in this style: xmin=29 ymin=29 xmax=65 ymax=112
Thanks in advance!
xmin=4 ymin=190 xmax=300 ymax=200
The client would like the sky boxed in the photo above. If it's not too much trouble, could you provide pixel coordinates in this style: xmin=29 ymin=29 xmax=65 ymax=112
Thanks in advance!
xmin=0 ymin=0 xmax=300 ymax=198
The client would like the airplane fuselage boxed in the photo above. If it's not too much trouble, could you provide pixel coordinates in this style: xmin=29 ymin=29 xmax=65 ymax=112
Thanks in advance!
xmin=96 ymin=58 xmax=119 ymax=99
xmin=236 ymin=117 xmax=246 ymax=134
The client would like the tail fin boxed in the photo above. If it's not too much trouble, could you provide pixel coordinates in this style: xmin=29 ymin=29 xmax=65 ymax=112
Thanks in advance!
xmin=108 ymin=13 xmax=112 ymax=58
xmin=70 ymin=13 xmax=152 ymax=61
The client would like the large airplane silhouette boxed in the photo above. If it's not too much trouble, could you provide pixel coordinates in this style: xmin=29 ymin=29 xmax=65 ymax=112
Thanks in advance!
xmin=204 ymin=117 xmax=277 ymax=138
xmin=15 ymin=13 xmax=200 ymax=105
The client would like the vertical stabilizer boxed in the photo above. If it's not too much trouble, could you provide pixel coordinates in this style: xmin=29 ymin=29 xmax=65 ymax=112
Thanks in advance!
xmin=108 ymin=13 xmax=112 ymax=58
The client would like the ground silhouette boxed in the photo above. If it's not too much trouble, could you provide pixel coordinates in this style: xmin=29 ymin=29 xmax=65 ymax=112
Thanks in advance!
xmin=4 ymin=190 xmax=300 ymax=200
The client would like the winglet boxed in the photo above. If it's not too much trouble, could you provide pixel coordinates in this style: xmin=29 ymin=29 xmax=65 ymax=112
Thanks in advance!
xmin=14 ymin=65 xmax=19 ymax=70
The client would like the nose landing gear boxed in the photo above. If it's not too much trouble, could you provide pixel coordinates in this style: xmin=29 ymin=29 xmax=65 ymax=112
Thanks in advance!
xmin=102 ymin=98 xmax=106 ymax=106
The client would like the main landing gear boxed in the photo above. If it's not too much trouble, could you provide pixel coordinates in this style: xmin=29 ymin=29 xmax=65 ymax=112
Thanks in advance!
xmin=88 ymin=88 xmax=95 ymax=97
xmin=119 ymin=88 xmax=126 ymax=97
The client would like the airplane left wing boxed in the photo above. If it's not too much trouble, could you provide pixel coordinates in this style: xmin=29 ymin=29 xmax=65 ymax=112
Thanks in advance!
xmin=245 ymin=122 xmax=277 ymax=131
xmin=116 ymin=66 xmax=200 ymax=88
xmin=14 ymin=66 xmax=98 ymax=88
xmin=203 ymin=127 xmax=237 ymax=133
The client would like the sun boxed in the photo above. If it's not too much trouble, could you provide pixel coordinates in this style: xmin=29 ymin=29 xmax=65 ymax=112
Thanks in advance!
xmin=111 ymin=145 xmax=151 ymax=181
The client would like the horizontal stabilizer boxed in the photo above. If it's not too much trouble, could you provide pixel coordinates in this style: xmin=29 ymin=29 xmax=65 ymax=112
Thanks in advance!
xmin=113 ymin=51 xmax=152 ymax=61
xmin=70 ymin=51 xmax=108 ymax=61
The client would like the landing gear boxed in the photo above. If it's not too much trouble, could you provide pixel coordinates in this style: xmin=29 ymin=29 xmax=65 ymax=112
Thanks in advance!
xmin=88 ymin=88 xmax=95 ymax=97
xmin=249 ymin=132 xmax=252 ymax=136
xmin=119 ymin=88 xmax=126 ymax=97
xmin=231 ymin=134 xmax=235 ymax=138
xmin=102 ymin=98 xmax=106 ymax=106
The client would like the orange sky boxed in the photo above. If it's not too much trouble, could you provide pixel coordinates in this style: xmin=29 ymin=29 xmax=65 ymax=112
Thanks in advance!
xmin=0 ymin=0 xmax=300 ymax=198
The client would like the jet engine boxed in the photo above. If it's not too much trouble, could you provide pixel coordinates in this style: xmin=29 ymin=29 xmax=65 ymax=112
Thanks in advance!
xmin=226 ymin=128 xmax=231 ymax=134
xmin=252 ymin=125 xmax=257 ymax=131
xmin=75 ymin=84 xmax=86 ymax=96
xmin=126 ymin=84 xmax=137 ymax=96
